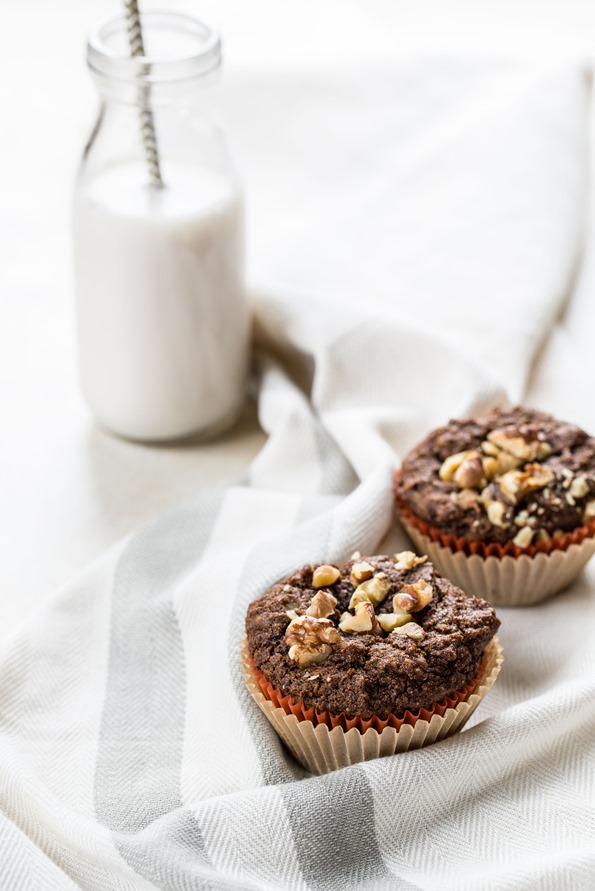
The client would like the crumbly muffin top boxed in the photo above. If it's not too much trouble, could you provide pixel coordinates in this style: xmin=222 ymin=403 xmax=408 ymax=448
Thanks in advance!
xmin=245 ymin=553 xmax=499 ymax=720
xmin=395 ymin=406 xmax=595 ymax=547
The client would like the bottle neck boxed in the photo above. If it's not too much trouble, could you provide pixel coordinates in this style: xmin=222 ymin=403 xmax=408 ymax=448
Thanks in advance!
xmin=87 ymin=11 xmax=221 ymax=107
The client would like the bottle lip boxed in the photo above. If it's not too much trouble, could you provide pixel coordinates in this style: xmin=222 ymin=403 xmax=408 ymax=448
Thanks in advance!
xmin=87 ymin=10 xmax=221 ymax=86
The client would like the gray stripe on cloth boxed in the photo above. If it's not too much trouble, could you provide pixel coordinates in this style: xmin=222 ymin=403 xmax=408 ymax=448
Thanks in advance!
xmin=113 ymin=808 xmax=210 ymax=891
xmin=280 ymin=767 xmax=417 ymax=890
xmin=95 ymin=485 xmax=227 ymax=884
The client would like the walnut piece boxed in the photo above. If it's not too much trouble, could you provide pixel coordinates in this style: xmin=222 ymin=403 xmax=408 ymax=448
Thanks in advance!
xmin=453 ymin=451 xmax=485 ymax=489
xmin=570 ymin=477 xmax=589 ymax=501
xmin=339 ymin=602 xmax=380 ymax=634
xmin=487 ymin=429 xmax=552 ymax=462
xmin=377 ymin=611 xmax=413 ymax=632
xmin=584 ymin=500 xmax=595 ymax=520
xmin=349 ymin=572 xmax=391 ymax=608
xmin=393 ymin=580 xmax=433 ymax=613
xmin=285 ymin=615 xmax=340 ymax=668
xmin=350 ymin=561 xmax=375 ymax=585
xmin=439 ymin=450 xmax=476 ymax=482
xmin=482 ymin=449 xmax=521 ymax=480
xmin=393 ymin=551 xmax=427 ymax=571
xmin=391 ymin=622 xmax=426 ymax=641
xmin=306 ymin=590 xmax=338 ymax=619
xmin=478 ymin=491 xmax=509 ymax=528
xmin=512 ymin=525 xmax=534 ymax=549
xmin=312 ymin=564 xmax=340 ymax=588
xmin=497 ymin=464 xmax=554 ymax=505
xmin=452 ymin=488 xmax=481 ymax=511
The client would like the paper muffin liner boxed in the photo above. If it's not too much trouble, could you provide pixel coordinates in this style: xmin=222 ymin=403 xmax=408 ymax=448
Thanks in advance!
xmin=241 ymin=636 xmax=503 ymax=775
xmin=396 ymin=498 xmax=595 ymax=607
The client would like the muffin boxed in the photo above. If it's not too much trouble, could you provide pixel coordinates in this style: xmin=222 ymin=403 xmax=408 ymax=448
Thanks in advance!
xmin=243 ymin=552 xmax=502 ymax=774
xmin=394 ymin=406 xmax=595 ymax=606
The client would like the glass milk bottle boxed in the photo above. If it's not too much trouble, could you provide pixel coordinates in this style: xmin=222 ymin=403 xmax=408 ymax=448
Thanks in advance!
xmin=73 ymin=12 xmax=248 ymax=442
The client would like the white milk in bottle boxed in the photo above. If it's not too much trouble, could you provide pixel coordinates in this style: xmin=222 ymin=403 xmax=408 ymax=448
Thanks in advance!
xmin=73 ymin=13 xmax=248 ymax=441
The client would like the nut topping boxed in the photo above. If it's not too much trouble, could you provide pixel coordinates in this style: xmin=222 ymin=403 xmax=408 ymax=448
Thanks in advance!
xmin=512 ymin=525 xmax=534 ymax=549
xmin=285 ymin=615 xmax=340 ymax=668
xmin=349 ymin=572 xmax=391 ymax=609
xmin=439 ymin=450 xmax=476 ymax=482
xmin=452 ymin=451 xmax=485 ymax=489
xmin=392 ymin=622 xmax=426 ymax=641
xmin=339 ymin=602 xmax=380 ymax=634
xmin=481 ymin=440 xmax=500 ymax=457
xmin=306 ymin=590 xmax=338 ymax=619
xmin=377 ymin=611 xmax=413 ymax=632
xmin=487 ymin=429 xmax=552 ymax=462
xmin=452 ymin=488 xmax=481 ymax=511
xmin=393 ymin=551 xmax=427 ymax=571
xmin=482 ymin=450 xmax=521 ymax=480
xmin=393 ymin=580 xmax=433 ymax=613
xmin=312 ymin=564 xmax=341 ymax=588
xmin=584 ymin=500 xmax=595 ymax=520
xmin=570 ymin=477 xmax=589 ymax=501
xmin=497 ymin=464 xmax=554 ymax=505
xmin=535 ymin=528 xmax=551 ymax=543
xmin=350 ymin=561 xmax=375 ymax=585
xmin=477 ymin=490 xmax=510 ymax=527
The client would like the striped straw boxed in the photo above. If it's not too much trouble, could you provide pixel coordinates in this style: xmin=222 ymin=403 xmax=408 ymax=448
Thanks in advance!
xmin=123 ymin=0 xmax=164 ymax=189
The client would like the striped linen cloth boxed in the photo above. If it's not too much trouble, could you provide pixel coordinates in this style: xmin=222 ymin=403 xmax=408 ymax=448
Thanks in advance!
xmin=1 ymin=62 xmax=594 ymax=890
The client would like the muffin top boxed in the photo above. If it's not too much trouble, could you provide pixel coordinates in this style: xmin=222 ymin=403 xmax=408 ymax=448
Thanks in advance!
xmin=245 ymin=553 xmax=499 ymax=720
xmin=395 ymin=406 xmax=595 ymax=547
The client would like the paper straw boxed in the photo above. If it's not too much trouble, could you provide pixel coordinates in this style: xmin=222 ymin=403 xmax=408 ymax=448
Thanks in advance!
xmin=123 ymin=0 xmax=164 ymax=188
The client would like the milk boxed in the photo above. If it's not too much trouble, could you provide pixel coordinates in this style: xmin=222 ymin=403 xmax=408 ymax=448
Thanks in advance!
xmin=73 ymin=161 xmax=248 ymax=442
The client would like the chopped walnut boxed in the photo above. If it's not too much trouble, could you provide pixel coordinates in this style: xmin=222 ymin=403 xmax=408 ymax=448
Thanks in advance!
xmin=339 ymin=602 xmax=380 ymax=634
xmin=482 ymin=449 xmax=521 ymax=480
xmin=306 ymin=590 xmax=338 ymax=619
xmin=512 ymin=525 xmax=534 ymax=549
xmin=487 ymin=429 xmax=552 ymax=462
xmin=393 ymin=551 xmax=427 ymax=571
xmin=570 ymin=477 xmax=590 ymax=501
xmin=377 ymin=611 xmax=413 ymax=632
xmin=452 ymin=488 xmax=481 ymax=511
xmin=453 ymin=451 xmax=485 ymax=489
xmin=478 ymin=492 xmax=509 ymax=528
xmin=481 ymin=440 xmax=500 ymax=458
xmin=559 ymin=468 xmax=574 ymax=489
xmin=285 ymin=615 xmax=340 ymax=668
xmin=393 ymin=580 xmax=433 ymax=613
xmin=312 ymin=564 xmax=341 ymax=588
xmin=439 ymin=450 xmax=476 ymax=482
xmin=349 ymin=572 xmax=391 ymax=608
xmin=584 ymin=499 xmax=595 ymax=519
xmin=391 ymin=622 xmax=426 ymax=641
xmin=350 ymin=561 xmax=375 ymax=585
xmin=497 ymin=464 xmax=554 ymax=505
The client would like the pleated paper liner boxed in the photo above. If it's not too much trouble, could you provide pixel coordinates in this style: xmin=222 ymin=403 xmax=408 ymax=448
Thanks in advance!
xmin=241 ymin=636 xmax=503 ymax=775
xmin=393 ymin=477 xmax=595 ymax=607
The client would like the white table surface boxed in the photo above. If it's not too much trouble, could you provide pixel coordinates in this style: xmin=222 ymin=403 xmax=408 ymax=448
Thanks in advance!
xmin=1 ymin=0 xmax=595 ymax=637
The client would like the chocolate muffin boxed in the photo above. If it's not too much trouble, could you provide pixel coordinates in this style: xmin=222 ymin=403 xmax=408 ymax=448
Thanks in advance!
xmin=245 ymin=552 xmax=500 ymax=721
xmin=395 ymin=406 xmax=595 ymax=549
xmin=394 ymin=406 xmax=595 ymax=606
